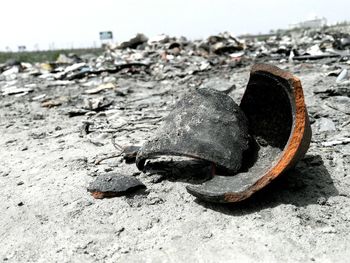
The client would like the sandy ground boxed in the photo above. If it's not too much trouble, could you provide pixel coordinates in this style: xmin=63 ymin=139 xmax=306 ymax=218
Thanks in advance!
xmin=0 ymin=62 xmax=349 ymax=262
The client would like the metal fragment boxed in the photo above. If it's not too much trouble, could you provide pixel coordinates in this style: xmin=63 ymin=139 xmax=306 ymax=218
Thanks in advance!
xmin=87 ymin=173 xmax=145 ymax=199
xmin=136 ymin=88 xmax=250 ymax=174
xmin=187 ymin=64 xmax=312 ymax=202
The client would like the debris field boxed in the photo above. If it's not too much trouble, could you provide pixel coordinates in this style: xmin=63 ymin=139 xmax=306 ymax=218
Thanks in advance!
xmin=1 ymin=29 xmax=350 ymax=262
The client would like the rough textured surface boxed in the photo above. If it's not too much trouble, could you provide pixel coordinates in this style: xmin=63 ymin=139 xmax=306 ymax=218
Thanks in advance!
xmin=188 ymin=64 xmax=312 ymax=203
xmin=0 ymin=62 xmax=350 ymax=262
xmin=136 ymin=88 xmax=249 ymax=173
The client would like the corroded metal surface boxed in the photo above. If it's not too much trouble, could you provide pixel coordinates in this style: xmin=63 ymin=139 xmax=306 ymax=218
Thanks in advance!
xmin=187 ymin=64 xmax=312 ymax=202
xmin=136 ymin=64 xmax=312 ymax=203
xmin=136 ymin=88 xmax=249 ymax=173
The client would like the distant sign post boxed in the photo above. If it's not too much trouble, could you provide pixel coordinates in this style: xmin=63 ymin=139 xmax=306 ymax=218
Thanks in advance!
xmin=99 ymin=31 xmax=113 ymax=47
xmin=18 ymin=45 xmax=26 ymax=52
xmin=99 ymin=31 xmax=113 ymax=41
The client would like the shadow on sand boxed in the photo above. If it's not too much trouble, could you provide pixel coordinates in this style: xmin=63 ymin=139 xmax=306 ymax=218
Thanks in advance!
xmin=193 ymin=154 xmax=339 ymax=215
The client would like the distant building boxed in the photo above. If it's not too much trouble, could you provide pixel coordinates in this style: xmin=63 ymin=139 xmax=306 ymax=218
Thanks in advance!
xmin=290 ymin=17 xmax=327 ymax=29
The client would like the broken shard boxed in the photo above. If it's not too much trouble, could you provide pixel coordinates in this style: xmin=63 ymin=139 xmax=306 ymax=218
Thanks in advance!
xmin=87 ymin=173 xmax=145 ymax=199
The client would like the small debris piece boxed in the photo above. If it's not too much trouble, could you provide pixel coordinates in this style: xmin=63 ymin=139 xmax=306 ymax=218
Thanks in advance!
xmin=1 ymin=86 xmax=33 ymax=96
xmin=84 ymin=83 xmax=116 ymax=94
xmin=119 ymin=33 xmax=148 ymax=49
xmin=336 ymin=69 xmax=348 ymax=83
xmin=87 ymin=173 xmax=145 ymax=199
xmin=67 ymin=109 xmax=91 ymax=117
xmin=32 ymin=94 xmax=46 ymax=101
xmin=20 ymin=146 xmax=28 ymax=151
xmin=64 ymin=62 xmax=86 ymax=73
xmin=41 ymin=99 xmax=62 ymax=108
xmin=293 ymin=54 xmax=340 ymax=61
xmin=2 ymin=66 xmax=20 ymax=76
xmin=80 ymin=121 xmax=93 ymax=136
xmin=46 ymin=80 xmax=72 ymax=87
xmin=321 ymin=138 xmax=350 ymax=147
xmin=83 ymin=97 xmax=113 ymax=111
xmin=0 ymin=170 xmax=10 ymax=177
xmin=123 ymin=146 xmax=141 ymax=163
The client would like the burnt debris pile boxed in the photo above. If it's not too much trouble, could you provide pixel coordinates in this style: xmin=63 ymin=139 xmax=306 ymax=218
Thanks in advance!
xmin=1 ymin=27 xmax=350 ymax=204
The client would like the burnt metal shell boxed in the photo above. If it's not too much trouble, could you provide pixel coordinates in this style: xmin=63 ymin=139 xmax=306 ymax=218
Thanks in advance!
xmin=187 ymin=64 xmax=312 ymax=202
xmin=136 ymin=88 xmax=249 ymax=173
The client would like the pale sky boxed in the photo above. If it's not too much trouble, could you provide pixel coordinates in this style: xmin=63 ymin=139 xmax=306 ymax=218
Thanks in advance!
xmin=1 ymin=0 xmax=349 ymax=51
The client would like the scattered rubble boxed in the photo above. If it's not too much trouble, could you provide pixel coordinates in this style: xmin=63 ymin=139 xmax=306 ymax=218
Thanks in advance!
xmin=1 ymin=29 xmax=349 ymax=201
xmin=1 ymin=29 xmax=349 ymax=96
xmin=1 ymin=27 xmax=350 ymax=261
